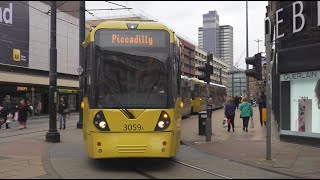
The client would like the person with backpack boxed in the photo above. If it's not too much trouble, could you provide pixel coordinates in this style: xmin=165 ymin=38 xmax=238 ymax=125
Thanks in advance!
xmin=224 ymin=97 xmax=237 ymax=132
xmin=239 ymin=97 xmax=253 ymax=132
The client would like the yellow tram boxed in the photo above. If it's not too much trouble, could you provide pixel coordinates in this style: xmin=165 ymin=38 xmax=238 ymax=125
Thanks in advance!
xmin=180 ymin=76 xmax=226 ymax=117
xmin=81 ymin=20 xmax=182 ymax=159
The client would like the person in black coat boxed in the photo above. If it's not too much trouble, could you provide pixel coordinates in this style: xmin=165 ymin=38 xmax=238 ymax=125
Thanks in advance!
xmin=224 ymin=97 xmax=237 ymax=132
xmin=58 ymin=97 xmax=69 ymax=130
xmin=16 ymin=99 xmax=32 ymax=130
xmin=234 ymin=96 xmax=240 ymax=110
xmin=0 ymin=95 xmax=14 ymax=129
xmin=258 ymin=92 xmax=267 ymax=127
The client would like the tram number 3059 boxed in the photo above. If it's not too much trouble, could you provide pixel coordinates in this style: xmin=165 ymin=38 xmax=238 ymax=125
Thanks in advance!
xmin=123 ymin=124 xmax=144 ymax=131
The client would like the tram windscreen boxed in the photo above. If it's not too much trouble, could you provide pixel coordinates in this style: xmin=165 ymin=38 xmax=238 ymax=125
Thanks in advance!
xmin=94 ymin=29 xmax=170 ymax=108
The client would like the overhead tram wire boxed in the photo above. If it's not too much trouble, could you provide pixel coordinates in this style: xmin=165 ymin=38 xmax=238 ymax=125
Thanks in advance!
xmin=19 ymin=1 xmax=134 ymax=33
xmin=46 ymin=1 xmax=70 ymax=14
xmin=105 ymin=1 xmax=128 ymax=8
xmin=87 ymin=8 xmax=133 ymax=11
xmin=49 ymin=8 xmax=133 ymax=13
xmin=104 ymin=1 xmax=134 ymax=16
xmin=234 ymin=48 xmax=246 ymax=68
xmin=85 ymin=1 xmax=133 ymax=21
xmin=18 ymin=1 xmax=80 ymax=28
xmin=57 ymin=1 xmax=69 ymax=8
xmin=86 ymin=10 xmax=103 ymax=20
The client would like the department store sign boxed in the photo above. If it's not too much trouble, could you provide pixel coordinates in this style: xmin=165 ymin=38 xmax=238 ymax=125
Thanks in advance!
xmin=272 ymin=1 xmax=320 ymax=39
xmin=280 ymin=70 xmax=320 ymax=81
xmin=0 ymin=1 xmax=29 ymax=67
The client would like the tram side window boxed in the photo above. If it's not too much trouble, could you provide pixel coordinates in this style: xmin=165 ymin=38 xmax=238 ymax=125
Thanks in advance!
xmin=172 ymin=56 xmax=177 ymax=97
xmin=194 ymin=85 xmax=200 ymax=98
xmin=175 ymin=45 xmax=181 ymax=96
xmin=84 ymin=46 xmax=88 ymax=95
xmin=180 ymin=80 xmax=184 ymax=98
xmin=84 ymin=45 xmax=91 ymax=96
xmin=200 ymin=85 xmax=207 ymax=101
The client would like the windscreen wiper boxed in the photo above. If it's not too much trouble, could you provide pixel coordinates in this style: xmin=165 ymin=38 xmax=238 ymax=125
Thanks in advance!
xmin=108 ymin=94 xmax=135 ymax=119
xmin=95 ymin=54 xmax=134 ymax=119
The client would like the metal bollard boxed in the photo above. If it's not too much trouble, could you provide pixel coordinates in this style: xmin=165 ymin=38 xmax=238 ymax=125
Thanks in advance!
xmin=206 ymin=104 xmax=213 ymax=142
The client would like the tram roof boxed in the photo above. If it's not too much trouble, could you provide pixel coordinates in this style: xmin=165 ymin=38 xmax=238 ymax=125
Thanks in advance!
xmin=83 ymin=20 xmax=175 ymax=47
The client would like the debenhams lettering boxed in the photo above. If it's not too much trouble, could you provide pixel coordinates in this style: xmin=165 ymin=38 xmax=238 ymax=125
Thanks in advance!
xmin=0 ymin=3 xmax=12 ymax=25
xmin=275 ymin=1 xmax=320 ymax=39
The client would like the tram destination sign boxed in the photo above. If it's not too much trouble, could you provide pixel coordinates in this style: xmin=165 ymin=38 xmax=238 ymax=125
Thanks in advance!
xmin=95 ymin=30 xmax=169 ymax=48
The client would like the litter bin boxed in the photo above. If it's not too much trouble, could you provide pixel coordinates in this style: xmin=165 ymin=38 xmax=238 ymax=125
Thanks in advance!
xmin=198 ymin=111 xmax=207 ymax=135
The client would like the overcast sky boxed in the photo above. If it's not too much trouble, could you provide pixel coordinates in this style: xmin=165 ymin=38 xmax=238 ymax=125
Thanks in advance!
xmin=86 ymin=1 xmax=268 ymax=69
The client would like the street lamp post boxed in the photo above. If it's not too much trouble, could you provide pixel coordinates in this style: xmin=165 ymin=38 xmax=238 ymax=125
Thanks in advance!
xmin=189 ymin=50 xmax=192 ymax=77
xmin=31 ymin=87 xmax=35 ymax=117
xmin=265 ymin=16 xmax=274 ymax=161
xmin=232 ymin=72 xmax=234 ymax=97
xmin=206 ymin=54 xmax=213 ymax=142
xmin=239 ymin=78 xmax=242 ymax=96
xmin=246 ymin=1 xmax=250 ymax=99
xmin=77 ymin=1 xmax=85 ymax=129
xmin=255 ymin=39 xmax=262 ymax=53
xmin=46 ymin=1 xmax=60 ymax=143
xmin=219 ymin=68 xmax=222 ymax=85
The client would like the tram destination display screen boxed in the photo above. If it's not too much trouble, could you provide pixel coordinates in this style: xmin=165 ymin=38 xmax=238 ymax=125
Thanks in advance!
xmin=95 ymin=29 xmax=169 ymax=48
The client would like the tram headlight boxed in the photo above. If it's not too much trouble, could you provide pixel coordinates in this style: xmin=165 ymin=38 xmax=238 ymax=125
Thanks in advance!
xmin=81 ymin=101 xmax=85 ymax=109
xmin=94 ymin=111 xmax=110 ymax=131
xmin=154 ymin=111 xmax=170 ymax=131
xmin=163 ymin=113 xmax=168 ymax=119
xmin=180 ymin=101 xmax=184 ymax=108
xmin=99 ymin=121 xmax=107 ymax=129
xmin=158 ymin=121 xmax=165 ymax=129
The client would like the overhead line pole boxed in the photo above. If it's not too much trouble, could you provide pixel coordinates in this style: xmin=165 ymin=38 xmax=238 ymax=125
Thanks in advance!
xmin=246 ymin=1 xmax=250 ymax=99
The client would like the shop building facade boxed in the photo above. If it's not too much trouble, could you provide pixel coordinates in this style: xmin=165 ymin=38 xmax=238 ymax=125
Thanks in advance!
xmin=267 ymin=1 xmax=320 ymax=144
xmin=0 ymin=1 xmax=80 ymax=114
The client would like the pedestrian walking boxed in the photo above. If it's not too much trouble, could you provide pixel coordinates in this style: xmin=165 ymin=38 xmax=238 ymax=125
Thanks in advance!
xmin=239 ymin=97 xmax=253 ymax=132
xmin=0 ymin=95 xmax=14 ymax=129
xmin=258 ymin=92 xmax=267 ymax=127
xmin=224 ymin=97 xmax=237 ymax=132
xmin=234 ymin=96 xmax=240 ymax=110
xmin=35 ymin=100 xmax=42 ymax=116
xmin=58 ymin=97 xmax=69 ymax=130
xmin=16 ymin=99 xmax=33 ymax=130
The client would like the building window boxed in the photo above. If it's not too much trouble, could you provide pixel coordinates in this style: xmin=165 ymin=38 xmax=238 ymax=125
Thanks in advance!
xmin=280 ymin=70 xmax=320 ymax=135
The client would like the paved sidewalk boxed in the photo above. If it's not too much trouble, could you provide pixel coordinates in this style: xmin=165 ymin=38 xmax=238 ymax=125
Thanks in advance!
xmin=1 ymin=110 xmax=319 ymax=179
xmin=0 ymin=113 xmax=78 ymax=139
xmin=181 ymin=107 xmax=320 ymax=179
xmin=28 ymin=112 xmax=79 ymax=121
xmin=0 ymin=116 xmax=79 ymax=179
xmin=41 ymin=124 xmax=293 ymax=179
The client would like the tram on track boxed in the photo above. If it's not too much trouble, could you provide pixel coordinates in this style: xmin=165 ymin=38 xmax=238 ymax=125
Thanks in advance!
xmin=81 ymin=20 xmax=182 ymax=159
